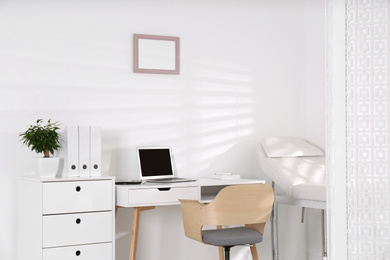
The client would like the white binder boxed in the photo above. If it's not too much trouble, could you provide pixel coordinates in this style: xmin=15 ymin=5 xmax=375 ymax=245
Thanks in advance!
xmin=89 ymin=126 xmax=102 ymax=176
xmin=63 ymin=126 xmax=79 ymax=177
xmin=78 ymin=126 xmax=90 ymax=177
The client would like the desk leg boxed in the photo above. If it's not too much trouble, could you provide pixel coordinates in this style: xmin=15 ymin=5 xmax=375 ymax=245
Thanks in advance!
xmin=217 ymin=225 xmax=223 ymax=260
xmin=129 ymin=206 xmax=155 ymax=260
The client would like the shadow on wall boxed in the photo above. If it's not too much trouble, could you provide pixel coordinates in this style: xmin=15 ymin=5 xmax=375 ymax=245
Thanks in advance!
xmin=208 ymin=138 xmax=272 ymax=181
xmin=102 ymin=56 xmax=259 ymax=181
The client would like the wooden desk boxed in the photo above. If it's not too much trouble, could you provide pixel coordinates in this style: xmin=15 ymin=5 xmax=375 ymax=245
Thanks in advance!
xmin=116 ymin=178 xmax=265 ymax=260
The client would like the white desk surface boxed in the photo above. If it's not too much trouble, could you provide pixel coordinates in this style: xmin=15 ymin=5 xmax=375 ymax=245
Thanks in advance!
xmin=116 ymin=178 xmax=263 ymax=189
xmin=19 ymin=175 xmax=115 ymax=182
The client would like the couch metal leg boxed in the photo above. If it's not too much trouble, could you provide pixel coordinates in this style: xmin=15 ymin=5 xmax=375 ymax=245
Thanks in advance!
xmin=322 ymin=209 xmax=328 ymax=259
xmin=271 ymin=182 xmax=279 ymax=260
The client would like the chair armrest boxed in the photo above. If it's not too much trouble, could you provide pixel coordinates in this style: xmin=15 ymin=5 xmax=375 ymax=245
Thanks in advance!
xmin=179 ymin=199 xmax=204 ymax=243
xmin=246 ymin=223 xmax=266 ymax=235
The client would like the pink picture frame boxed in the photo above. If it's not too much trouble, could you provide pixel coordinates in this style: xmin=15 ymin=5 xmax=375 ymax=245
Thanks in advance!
xmin=133 ymin=34 xmax=180 ymax=75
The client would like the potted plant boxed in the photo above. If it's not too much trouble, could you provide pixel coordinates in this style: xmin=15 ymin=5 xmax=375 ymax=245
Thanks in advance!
xmin=20 ymin=119 xmax=62 ymax=177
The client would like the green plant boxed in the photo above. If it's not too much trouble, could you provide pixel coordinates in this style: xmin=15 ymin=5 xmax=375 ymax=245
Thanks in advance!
xmin=19 ymin=119 xmax=61 ymax=158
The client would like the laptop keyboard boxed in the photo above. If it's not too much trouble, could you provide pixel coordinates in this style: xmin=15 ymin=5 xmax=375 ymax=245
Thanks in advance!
xmin=147 ymin=178 xmax=196 ymax=183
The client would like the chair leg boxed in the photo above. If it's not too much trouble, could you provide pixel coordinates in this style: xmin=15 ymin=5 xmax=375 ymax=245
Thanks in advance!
xmin=217 ymin=225 xmax=224 ymax=260
xmin=223 ymin=246 xmax=232 ymax=260
xmin=250 ymin=244 xmax=259 ymax=260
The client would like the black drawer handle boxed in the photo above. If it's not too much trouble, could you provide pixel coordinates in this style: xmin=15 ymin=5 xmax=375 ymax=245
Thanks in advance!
xmin=76 ymin=186 xmax=81 ymax=192
xmin=76 ymin=218 xmax=81 ymax=224
xmin=75 ymin=250 xmax=81 ymax=256
xmin=83 ymin=164 xmax=87 ymax=170
xmin=158 ymin=188 xmax=171 ymax=191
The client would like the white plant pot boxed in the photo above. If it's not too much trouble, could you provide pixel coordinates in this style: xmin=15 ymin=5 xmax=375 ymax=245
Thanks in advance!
xmin=34 ymin=157 xmax=60 ymax=177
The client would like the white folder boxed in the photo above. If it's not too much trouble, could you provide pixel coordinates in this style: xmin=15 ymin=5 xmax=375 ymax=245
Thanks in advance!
xmin=89 ymin=126 xmax=102 ymax=176
xmin=63 ymin=126 xmax=79 ymax=177
xmin=78 ymin=126 xmax=90 ymax=177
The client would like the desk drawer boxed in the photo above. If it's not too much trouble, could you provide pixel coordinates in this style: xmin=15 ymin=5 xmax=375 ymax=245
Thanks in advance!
xmin=127 ymin=187 xmax=199 ymax=206
xmin=43 ymin=180 xmax=113 ymax=214
xmin=43 ymin=242 xmax=112 ymax=260
xmin=43 ymin=211 xmax=112 ymax=248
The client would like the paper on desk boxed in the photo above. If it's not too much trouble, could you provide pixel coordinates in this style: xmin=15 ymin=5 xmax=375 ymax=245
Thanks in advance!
xmin=207 ymin=173 xmax=241 ymax=180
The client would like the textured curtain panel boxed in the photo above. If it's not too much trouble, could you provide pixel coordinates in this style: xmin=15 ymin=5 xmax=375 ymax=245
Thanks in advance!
xmin=346 ymin=0 xmax=390 ymax=258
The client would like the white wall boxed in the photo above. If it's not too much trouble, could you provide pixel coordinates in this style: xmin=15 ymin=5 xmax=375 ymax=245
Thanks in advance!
xmin=301 ymin=1 xmax=326 ymax=260
xmin=301 ymin=0 xmax=326 ymax=149
xmin=0 ymin=0 xmax=325 ymax=259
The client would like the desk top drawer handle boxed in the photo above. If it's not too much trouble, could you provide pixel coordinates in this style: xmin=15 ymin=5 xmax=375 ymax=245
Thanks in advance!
xmin=158 ymin=188 xmax=171 ymax=191
xmin=75 ymin=250 xmax=81 ymax=256
xmin=76 ymin=186 xmax=81 ymax=192
xmin=76 ymin=218 xmax=81 ymax=224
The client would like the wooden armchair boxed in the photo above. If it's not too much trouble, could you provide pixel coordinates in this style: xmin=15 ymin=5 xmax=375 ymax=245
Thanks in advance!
xmin=179 ymin=183 xmax=274 ymax=260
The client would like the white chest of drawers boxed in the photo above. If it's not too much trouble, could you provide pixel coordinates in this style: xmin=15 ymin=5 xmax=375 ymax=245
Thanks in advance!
xmin=18 ymin=176 xmax=115 ymax=260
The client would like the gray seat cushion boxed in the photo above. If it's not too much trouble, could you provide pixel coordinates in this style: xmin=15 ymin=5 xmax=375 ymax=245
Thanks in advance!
xmin=202 ymin=227 xmax=263 ymax=247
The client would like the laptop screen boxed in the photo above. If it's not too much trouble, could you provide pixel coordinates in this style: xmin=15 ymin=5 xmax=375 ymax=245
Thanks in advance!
xmin=137 ymin=147 xmax=174 ymax=180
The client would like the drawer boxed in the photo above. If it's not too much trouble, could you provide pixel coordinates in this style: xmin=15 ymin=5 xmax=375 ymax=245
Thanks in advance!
xmin=43 ymin=211 xmax=112 ymax=248
xmin=43 ymin=180 xmax=113 ymax=214
xmin=127 ymin=186 xmax=199 ymax=206
xmin=43 ymin=242 xmax=112 ymax=260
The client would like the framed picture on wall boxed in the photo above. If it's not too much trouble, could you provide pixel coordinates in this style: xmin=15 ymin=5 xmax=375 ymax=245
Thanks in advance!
xmin=133 ymin=34 xmax=180 ymax=75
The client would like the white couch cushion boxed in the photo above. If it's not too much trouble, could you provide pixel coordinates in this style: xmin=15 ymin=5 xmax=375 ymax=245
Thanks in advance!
xmin=261 ymin=136 xmax=324 ymax=158
xmin=257 ymin=144 xmax=326 ymax=202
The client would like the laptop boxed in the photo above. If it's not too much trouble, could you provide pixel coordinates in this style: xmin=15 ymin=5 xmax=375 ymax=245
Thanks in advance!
xmin=137 ymin=146 xmax=196 ymax=183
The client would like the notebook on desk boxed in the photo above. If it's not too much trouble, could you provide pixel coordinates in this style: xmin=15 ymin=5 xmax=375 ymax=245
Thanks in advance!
xmin=137 ymin=146 xmax=196 ymax=183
